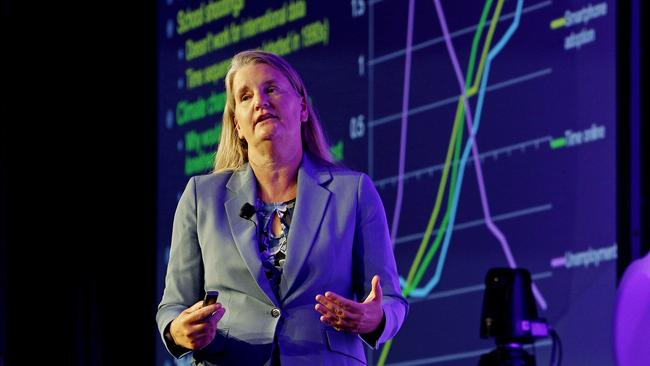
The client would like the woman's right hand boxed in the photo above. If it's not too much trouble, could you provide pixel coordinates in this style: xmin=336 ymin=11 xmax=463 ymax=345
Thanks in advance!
xmin=169 ymin=300 xmax=226 ymax=350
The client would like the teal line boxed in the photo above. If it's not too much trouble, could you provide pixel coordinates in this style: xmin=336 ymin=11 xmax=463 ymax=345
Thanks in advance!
xmin=407 ymin=0 xmax=523 ymax=297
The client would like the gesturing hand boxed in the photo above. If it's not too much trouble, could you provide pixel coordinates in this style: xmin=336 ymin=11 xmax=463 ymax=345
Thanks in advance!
xmin=169 ymin=300 xmax=226 ymax=350
xmin=314 ymin=275 xmax=384 ymax=334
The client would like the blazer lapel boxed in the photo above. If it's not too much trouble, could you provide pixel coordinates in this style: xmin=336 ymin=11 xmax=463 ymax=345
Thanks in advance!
xmin=225 ymin=165 xmax=279 ymax=307
xmin=279 ymin=154 xmax=332 ymax=302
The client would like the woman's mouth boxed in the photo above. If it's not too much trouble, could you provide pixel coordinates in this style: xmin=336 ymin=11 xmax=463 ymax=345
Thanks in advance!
xmin=256 ymin=113 xmax=277 ymax=124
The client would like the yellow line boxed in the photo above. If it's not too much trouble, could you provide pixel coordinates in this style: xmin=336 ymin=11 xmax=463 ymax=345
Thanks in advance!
xmin=377 ymin=338 xmax=393 ymax=365
xmin=550 ymin=17 xmax=566 ymax=29
xmin=467 ymin=0 xmax=506 ymax=96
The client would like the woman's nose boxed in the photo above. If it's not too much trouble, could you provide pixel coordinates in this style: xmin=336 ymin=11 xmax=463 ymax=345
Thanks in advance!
xmin=254 ymin=94 xmax=270 ymax=109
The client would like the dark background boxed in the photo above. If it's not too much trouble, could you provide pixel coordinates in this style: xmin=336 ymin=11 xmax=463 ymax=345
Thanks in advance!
xmin=0 ymin=1 xmax=647 ymax=365
xmin=1 ymin=1 xmax=156 ymax=364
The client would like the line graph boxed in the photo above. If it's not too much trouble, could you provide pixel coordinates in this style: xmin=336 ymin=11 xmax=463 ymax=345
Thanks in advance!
xmin=361 ymin=0 xmax=617 ymax=363
xmin=371 ymin=0 xmax=547 ymax=363
xmin=430 ymin=0 xmax=548 ymax=308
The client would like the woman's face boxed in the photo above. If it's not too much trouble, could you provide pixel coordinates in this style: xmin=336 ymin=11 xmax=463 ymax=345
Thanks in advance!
xmin=232 ymin=63 xmax=307 ymax=153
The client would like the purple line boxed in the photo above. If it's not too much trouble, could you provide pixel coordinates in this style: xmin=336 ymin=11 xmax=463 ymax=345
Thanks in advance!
xmin=432 ymin=0 xmax=547 ymax=309
xmin=390 ymin=0 xmax=416 ymax=246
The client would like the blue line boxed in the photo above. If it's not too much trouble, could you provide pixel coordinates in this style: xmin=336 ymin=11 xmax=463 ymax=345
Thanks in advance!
xmin=404 ymin=0 xmax=524 ymax=298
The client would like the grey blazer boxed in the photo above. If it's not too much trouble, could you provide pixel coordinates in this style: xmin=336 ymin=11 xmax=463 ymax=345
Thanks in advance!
xmin=156 ymin=153 xmax=408 ymax=365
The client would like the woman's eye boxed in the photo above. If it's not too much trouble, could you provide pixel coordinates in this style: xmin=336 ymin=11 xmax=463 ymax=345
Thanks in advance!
xmin=241 ymin=95 xmax=251 ymax=101
xmin=267 ymin=87 xmax=277 ymax=93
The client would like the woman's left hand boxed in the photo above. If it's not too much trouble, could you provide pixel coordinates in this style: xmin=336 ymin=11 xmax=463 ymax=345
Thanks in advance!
xmin=314 ymin=275 xmax=384 ymax=334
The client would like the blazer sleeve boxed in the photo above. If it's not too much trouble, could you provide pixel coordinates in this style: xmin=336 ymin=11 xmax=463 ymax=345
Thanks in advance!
xmin=352 ymin=173 xmax=409 ymax=348
xmin=156 ymin=177 xmax=205 ymax=359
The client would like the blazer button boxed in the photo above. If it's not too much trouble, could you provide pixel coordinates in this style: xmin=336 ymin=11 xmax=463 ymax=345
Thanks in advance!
xmin=271 ymin=308 xmax=281 ymax=318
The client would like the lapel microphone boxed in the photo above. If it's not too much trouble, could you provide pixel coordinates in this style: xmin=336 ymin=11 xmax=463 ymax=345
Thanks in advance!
xmin=239 ymin=202 xmax=256 ymax=220
xmin=239 ymin=202 xmax=262 ymax=251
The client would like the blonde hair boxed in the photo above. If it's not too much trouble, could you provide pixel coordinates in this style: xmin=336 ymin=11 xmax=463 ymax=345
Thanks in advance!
xmin=213 ymin=50 xmax=333 ymax=173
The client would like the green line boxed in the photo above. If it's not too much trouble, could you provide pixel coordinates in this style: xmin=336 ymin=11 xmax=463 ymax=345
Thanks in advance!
xmin=550 ymin=17 xmax=566 ymax=29
xmin=550 ymin=137 xmax=567 ymax=149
